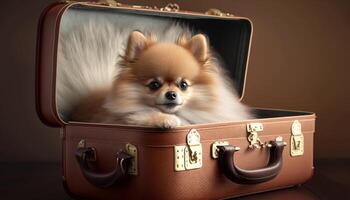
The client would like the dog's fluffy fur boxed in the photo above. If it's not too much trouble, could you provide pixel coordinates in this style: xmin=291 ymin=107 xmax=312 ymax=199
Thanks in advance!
xmin=57 ymin=15 xmax=252 ymax=128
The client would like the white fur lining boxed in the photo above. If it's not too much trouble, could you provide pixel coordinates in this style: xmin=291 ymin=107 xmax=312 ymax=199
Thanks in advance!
xmin=57 ymin=8 xmax=251 ymax=123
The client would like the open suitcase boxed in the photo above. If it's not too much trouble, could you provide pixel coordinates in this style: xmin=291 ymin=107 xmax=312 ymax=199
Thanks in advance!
xmin=36 ymin=1 xmax=316 ymax=199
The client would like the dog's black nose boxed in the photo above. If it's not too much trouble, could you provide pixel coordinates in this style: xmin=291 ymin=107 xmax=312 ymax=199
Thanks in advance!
xmin=165 ymin=91 xmax=177 ymax=101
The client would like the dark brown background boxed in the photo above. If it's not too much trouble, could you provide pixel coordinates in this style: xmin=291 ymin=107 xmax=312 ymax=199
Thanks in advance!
xmin=0 ymin=0 xmax=349 ymax=163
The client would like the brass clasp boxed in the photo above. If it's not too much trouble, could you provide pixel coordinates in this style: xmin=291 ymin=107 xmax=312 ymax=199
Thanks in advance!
xmin=247 ymin=123 xmax=264 ymax=149
xmin=291 ymin=120 xmax=304 ymax=156
xmin=125 ymin=143 xmax=138 ymax=175
xmin=174 ymin=129 xmax=202 ymax=171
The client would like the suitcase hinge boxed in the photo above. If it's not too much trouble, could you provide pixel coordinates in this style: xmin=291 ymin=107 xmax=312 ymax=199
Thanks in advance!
xmin=291 ymin=120 xmax=304 ymax=156
xmin=174 ymin=129 xmax=202 ymax=172
xmin=205 ymin=8 xmax=234 ymax=17
xmin=85 ymin=1 xmax=180 ymax=13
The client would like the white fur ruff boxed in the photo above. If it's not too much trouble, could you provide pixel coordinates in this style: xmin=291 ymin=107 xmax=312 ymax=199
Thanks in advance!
xmin=57 ymin=9 xmax=251 ymax=124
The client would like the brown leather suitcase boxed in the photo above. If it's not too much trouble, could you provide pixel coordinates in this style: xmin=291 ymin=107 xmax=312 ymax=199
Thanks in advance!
xmin=36 ymin=1 xmax=316 ymax=199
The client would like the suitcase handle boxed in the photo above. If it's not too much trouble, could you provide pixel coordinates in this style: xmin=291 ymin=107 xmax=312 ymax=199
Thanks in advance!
xmin=217 ymin=140 xmax=285 ymax=184
xmin=75 ymin=147 xmax=132 ymax=188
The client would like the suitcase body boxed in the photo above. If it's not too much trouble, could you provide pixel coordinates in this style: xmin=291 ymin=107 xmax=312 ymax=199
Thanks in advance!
xmin=36 ymin=2 xmax=315 ymax=199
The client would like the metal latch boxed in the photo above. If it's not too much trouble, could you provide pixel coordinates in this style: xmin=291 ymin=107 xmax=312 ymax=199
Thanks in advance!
xmin=211 ymin=141 xmax=231 ymax=159
xmin=291 ymin=120 xmax=304 ymax=156
xmin=174 ymin=129 xmax=202 ymax=171
xmin=125 ymin=143 xmax=138 ymax=175
xmin=247 ymin=123 xmax=264 ymax=149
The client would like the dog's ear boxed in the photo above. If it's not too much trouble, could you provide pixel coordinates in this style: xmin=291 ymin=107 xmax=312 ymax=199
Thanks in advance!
xmin=125 ymin=31 xmax=156 ymax=61
xmin=185 ymin=34 xmax=209 ymax=62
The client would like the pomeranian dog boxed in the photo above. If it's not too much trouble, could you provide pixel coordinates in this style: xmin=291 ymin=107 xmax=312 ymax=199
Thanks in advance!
xmin=57 ymin=17 xmax=251 ymax=128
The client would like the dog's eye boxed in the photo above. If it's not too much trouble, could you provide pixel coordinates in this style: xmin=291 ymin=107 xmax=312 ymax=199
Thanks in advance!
xmin=148 ymin=81 xmax=162 ymax=91
xmin=179 ymin=80 xmax=188 ymax=91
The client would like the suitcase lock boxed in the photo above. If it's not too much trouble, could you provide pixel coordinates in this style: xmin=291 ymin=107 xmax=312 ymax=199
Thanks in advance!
xmin=291 ymin=120 xmax=304 ymax=156
xmin=174 ymin=129 xmax=202 ymax=171
xmin=247 ymin=123 xmax=265 ymax=149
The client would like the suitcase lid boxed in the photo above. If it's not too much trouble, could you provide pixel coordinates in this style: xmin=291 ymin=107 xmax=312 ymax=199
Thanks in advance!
xmin=36 ymin=1 xmax=253 ymax=127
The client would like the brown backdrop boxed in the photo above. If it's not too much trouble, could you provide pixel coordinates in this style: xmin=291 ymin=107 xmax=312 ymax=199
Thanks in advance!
xmin=0 ymin=0 xmax=349 ymax=162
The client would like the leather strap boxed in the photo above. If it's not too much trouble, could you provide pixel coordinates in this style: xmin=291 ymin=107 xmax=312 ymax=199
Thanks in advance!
xmin=75 ymin=147 xmax=132 ymax=188
xmin=217 ymin=140 xmax=285 ymax=184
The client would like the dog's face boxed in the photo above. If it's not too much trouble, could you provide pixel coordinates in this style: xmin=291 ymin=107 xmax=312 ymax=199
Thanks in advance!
xmin=113 ymin=31 xmax=217 ymax=114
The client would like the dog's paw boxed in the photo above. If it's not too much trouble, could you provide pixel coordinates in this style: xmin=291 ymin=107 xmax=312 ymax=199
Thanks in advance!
xmin=124 ymin=112 xmax=181 ymax=128
xmin=156 ymin=115 xmax=181 ymax=129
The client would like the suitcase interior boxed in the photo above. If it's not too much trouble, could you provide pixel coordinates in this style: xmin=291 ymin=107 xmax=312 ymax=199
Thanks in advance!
xmin=52 ymin=3 xmax=253 ymax=123
xmin=36 ymin=2 xmax=316 ymax=200
xmin=54 ymin=4 xmax=313 ymax=124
